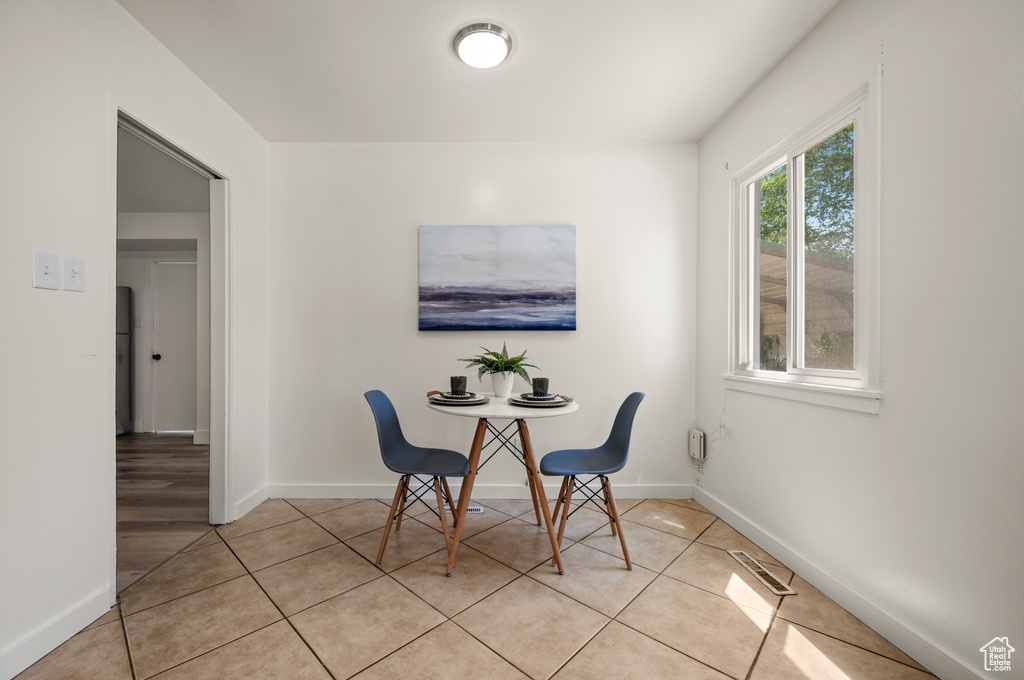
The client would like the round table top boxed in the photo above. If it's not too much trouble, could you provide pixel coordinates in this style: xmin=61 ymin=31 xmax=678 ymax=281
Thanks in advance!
xmin=427 ymin=393 xmax=579 ymax=420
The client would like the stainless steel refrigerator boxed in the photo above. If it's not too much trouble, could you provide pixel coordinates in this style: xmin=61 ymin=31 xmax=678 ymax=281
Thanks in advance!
xmin=116 ymin=286 xmax=134 ymax=434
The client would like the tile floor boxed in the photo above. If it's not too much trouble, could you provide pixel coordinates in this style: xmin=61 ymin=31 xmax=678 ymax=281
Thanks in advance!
xmin=17 ymin=497 xmax=938 ymax=680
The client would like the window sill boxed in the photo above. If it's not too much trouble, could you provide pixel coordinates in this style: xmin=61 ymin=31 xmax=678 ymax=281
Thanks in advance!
xmin=724 ymin=374 xmax=881 ymax=414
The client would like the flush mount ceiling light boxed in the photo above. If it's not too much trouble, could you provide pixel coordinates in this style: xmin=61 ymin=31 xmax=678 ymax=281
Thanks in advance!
xmin=453 ymin=23 xmax=512 ymax=69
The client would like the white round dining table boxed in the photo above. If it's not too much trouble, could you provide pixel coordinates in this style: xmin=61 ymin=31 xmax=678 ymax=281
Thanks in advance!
xmin=427 ymin=394 xmax=579 ymax=575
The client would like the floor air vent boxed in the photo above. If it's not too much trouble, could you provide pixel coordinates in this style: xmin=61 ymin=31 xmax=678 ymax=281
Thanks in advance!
xmin=444 ymin=506 xmax=484 ymax=514
xmin=728 ymin=550 xmax=797 ymax=596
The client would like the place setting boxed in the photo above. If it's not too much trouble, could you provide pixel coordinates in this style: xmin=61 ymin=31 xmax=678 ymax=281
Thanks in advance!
xmin=427 ymin=376 xmax=490 ymax=406
xmin=508 ymin=378 xmax=574 ymax=408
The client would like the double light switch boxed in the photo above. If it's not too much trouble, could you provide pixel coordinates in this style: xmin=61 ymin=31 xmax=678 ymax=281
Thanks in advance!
xmin=32 ymin=250 xmax=85 ymax=292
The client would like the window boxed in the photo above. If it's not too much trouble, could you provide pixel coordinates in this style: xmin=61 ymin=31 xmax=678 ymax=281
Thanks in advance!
xmin=729 ymin=79 xmax=880 ymax=413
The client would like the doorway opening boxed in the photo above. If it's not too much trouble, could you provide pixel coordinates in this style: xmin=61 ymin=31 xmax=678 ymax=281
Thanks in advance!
xmin=115 ymin=112 xmax=228 ymax=592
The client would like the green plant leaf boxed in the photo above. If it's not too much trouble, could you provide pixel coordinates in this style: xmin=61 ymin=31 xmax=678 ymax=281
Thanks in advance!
xmin=458 ymin=343 xmax=539 ymax=380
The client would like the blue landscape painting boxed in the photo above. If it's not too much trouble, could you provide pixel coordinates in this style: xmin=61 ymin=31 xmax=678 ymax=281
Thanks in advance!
xmin=419 ymin=225 xmax=576 ymax=331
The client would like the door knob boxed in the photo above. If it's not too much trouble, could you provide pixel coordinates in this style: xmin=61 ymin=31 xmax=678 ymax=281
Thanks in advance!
xmin=152 ymin=354 xmax=162 ymax=361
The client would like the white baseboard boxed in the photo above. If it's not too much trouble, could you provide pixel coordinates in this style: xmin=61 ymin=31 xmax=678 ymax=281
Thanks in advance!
xmin=693 ymin=487 xmax=985 ymax=680
xmin=269 ymin=482 xmax=693 ymax=501
xmin=0 ymin=586 xmax=111 ymax=680
xmin=230 ymin=485 xmax=269 ymax=523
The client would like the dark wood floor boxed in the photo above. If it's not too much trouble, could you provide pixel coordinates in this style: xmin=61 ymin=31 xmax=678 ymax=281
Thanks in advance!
xmin=116 ymin=433 xmax=211 ymax=593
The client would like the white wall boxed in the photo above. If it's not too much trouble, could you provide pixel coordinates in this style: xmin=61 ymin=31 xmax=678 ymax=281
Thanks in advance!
xmin=268 ymin=143 xmax=697 ymax=499
xmin=0 ymin=2 xmax=270 ymax=677
xmin=694 ymin=1 xmax=1024 ymax=678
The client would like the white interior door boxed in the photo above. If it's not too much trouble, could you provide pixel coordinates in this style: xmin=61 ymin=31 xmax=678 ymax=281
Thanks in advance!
xmin=152 ymin=262 xmax=198 ymax=431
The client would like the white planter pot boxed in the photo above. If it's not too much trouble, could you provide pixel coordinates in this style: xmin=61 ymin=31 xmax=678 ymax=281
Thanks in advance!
xmin=490 ymin=372 xmax=515 ymax=398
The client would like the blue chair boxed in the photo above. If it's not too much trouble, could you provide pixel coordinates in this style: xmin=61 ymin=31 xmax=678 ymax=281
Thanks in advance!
xmin=364 ymin=390 xmax=470 ymax=565
xmin=539 ymin=392 xmax=645 ymax=570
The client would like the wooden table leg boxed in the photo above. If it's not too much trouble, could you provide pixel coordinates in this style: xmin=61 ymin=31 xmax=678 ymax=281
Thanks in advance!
xmin=446 ymin=418 xmax=488 ymax=576
xmin=525 ymin=459 xmax=543 ymax=526
xmin=516 ymin=419 xmax=565 ymax=574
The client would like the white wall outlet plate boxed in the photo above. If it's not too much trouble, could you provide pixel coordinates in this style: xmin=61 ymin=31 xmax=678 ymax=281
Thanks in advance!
xmin=62 ymin=255 xmax=85 ymax=292
xmin=32 ymin=250 xmax=60 ymax=289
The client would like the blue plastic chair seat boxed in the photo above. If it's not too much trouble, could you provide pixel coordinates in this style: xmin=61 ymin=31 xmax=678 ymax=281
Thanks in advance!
xmin=365 ymin=390 xmax=470 ymax=478
xmin=385 ymin=445 xmax=470 ymax=477
xmin=539 ymin=392 xmax=645 ymax=478
xmin=539 ymin=447 xmax=626 ymax=477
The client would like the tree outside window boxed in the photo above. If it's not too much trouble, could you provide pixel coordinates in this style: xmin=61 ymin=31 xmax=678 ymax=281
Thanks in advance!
xmin=755 ymin=124 xmax=855 ymax=372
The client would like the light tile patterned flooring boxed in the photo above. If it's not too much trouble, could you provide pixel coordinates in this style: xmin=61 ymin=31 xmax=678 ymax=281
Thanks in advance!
xmin=18 ymin=497 xmax=938 ymax=680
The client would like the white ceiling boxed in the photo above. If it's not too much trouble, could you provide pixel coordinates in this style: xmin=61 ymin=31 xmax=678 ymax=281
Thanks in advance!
xmin=114 ymin=0 xmax=842 ymax=144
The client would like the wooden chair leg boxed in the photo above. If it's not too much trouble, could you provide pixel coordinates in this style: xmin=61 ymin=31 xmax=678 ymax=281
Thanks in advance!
xmin=602 ymin=476 xmax=631 ymax=570
xmin=551 ymin=476 xmax=575 ymax=567
xmin=377 ymin=475 xmax=408 ymax=565
xmin=395 ymin=477 xmax=409 ymax=532
xmin=551 ymin=476 xmax=569 ymax=533
xmin=556 ymin=476 xmax=575 ymax=549
xmin=433 ymin=477 xmax=453 ymax=551
xmin=602 ymin=479 xmax=618 ymax=537
xmin=440 ymin=477 xmax=454 ymax=512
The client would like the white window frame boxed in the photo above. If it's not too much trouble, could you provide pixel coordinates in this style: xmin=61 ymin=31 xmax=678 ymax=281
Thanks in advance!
xmin=727 ymin=72 xmax=881 ymax=414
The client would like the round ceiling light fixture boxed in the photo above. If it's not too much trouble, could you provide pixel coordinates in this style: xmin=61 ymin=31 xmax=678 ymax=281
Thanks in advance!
xmin=453 ymin=23 xmax=512 ymax=69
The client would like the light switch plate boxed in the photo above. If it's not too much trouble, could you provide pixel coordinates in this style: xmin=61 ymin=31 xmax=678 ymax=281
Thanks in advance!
xmin=62 ymin=255 xmax=85 ymax=292
xmin=32 ymin=250 xmax=60 ymax=289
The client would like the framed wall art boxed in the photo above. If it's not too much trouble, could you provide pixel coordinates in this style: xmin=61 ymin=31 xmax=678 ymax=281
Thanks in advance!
xmin=419 ymin=225 xmax=576 ymax=331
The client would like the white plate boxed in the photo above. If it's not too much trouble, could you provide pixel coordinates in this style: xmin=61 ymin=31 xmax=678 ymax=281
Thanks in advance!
xmin=430 ymin=395 xmax=489 ymax=406
xmin=508 ymin=396 xmax=572 ymax=408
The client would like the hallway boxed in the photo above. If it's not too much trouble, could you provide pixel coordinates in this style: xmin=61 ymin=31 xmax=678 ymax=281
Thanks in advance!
xmin=116 ymin=433 xmax=210 ymax=593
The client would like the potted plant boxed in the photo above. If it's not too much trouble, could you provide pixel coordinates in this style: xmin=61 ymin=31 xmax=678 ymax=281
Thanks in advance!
xmin=459 ymin=343 xmax=539 ymax=398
